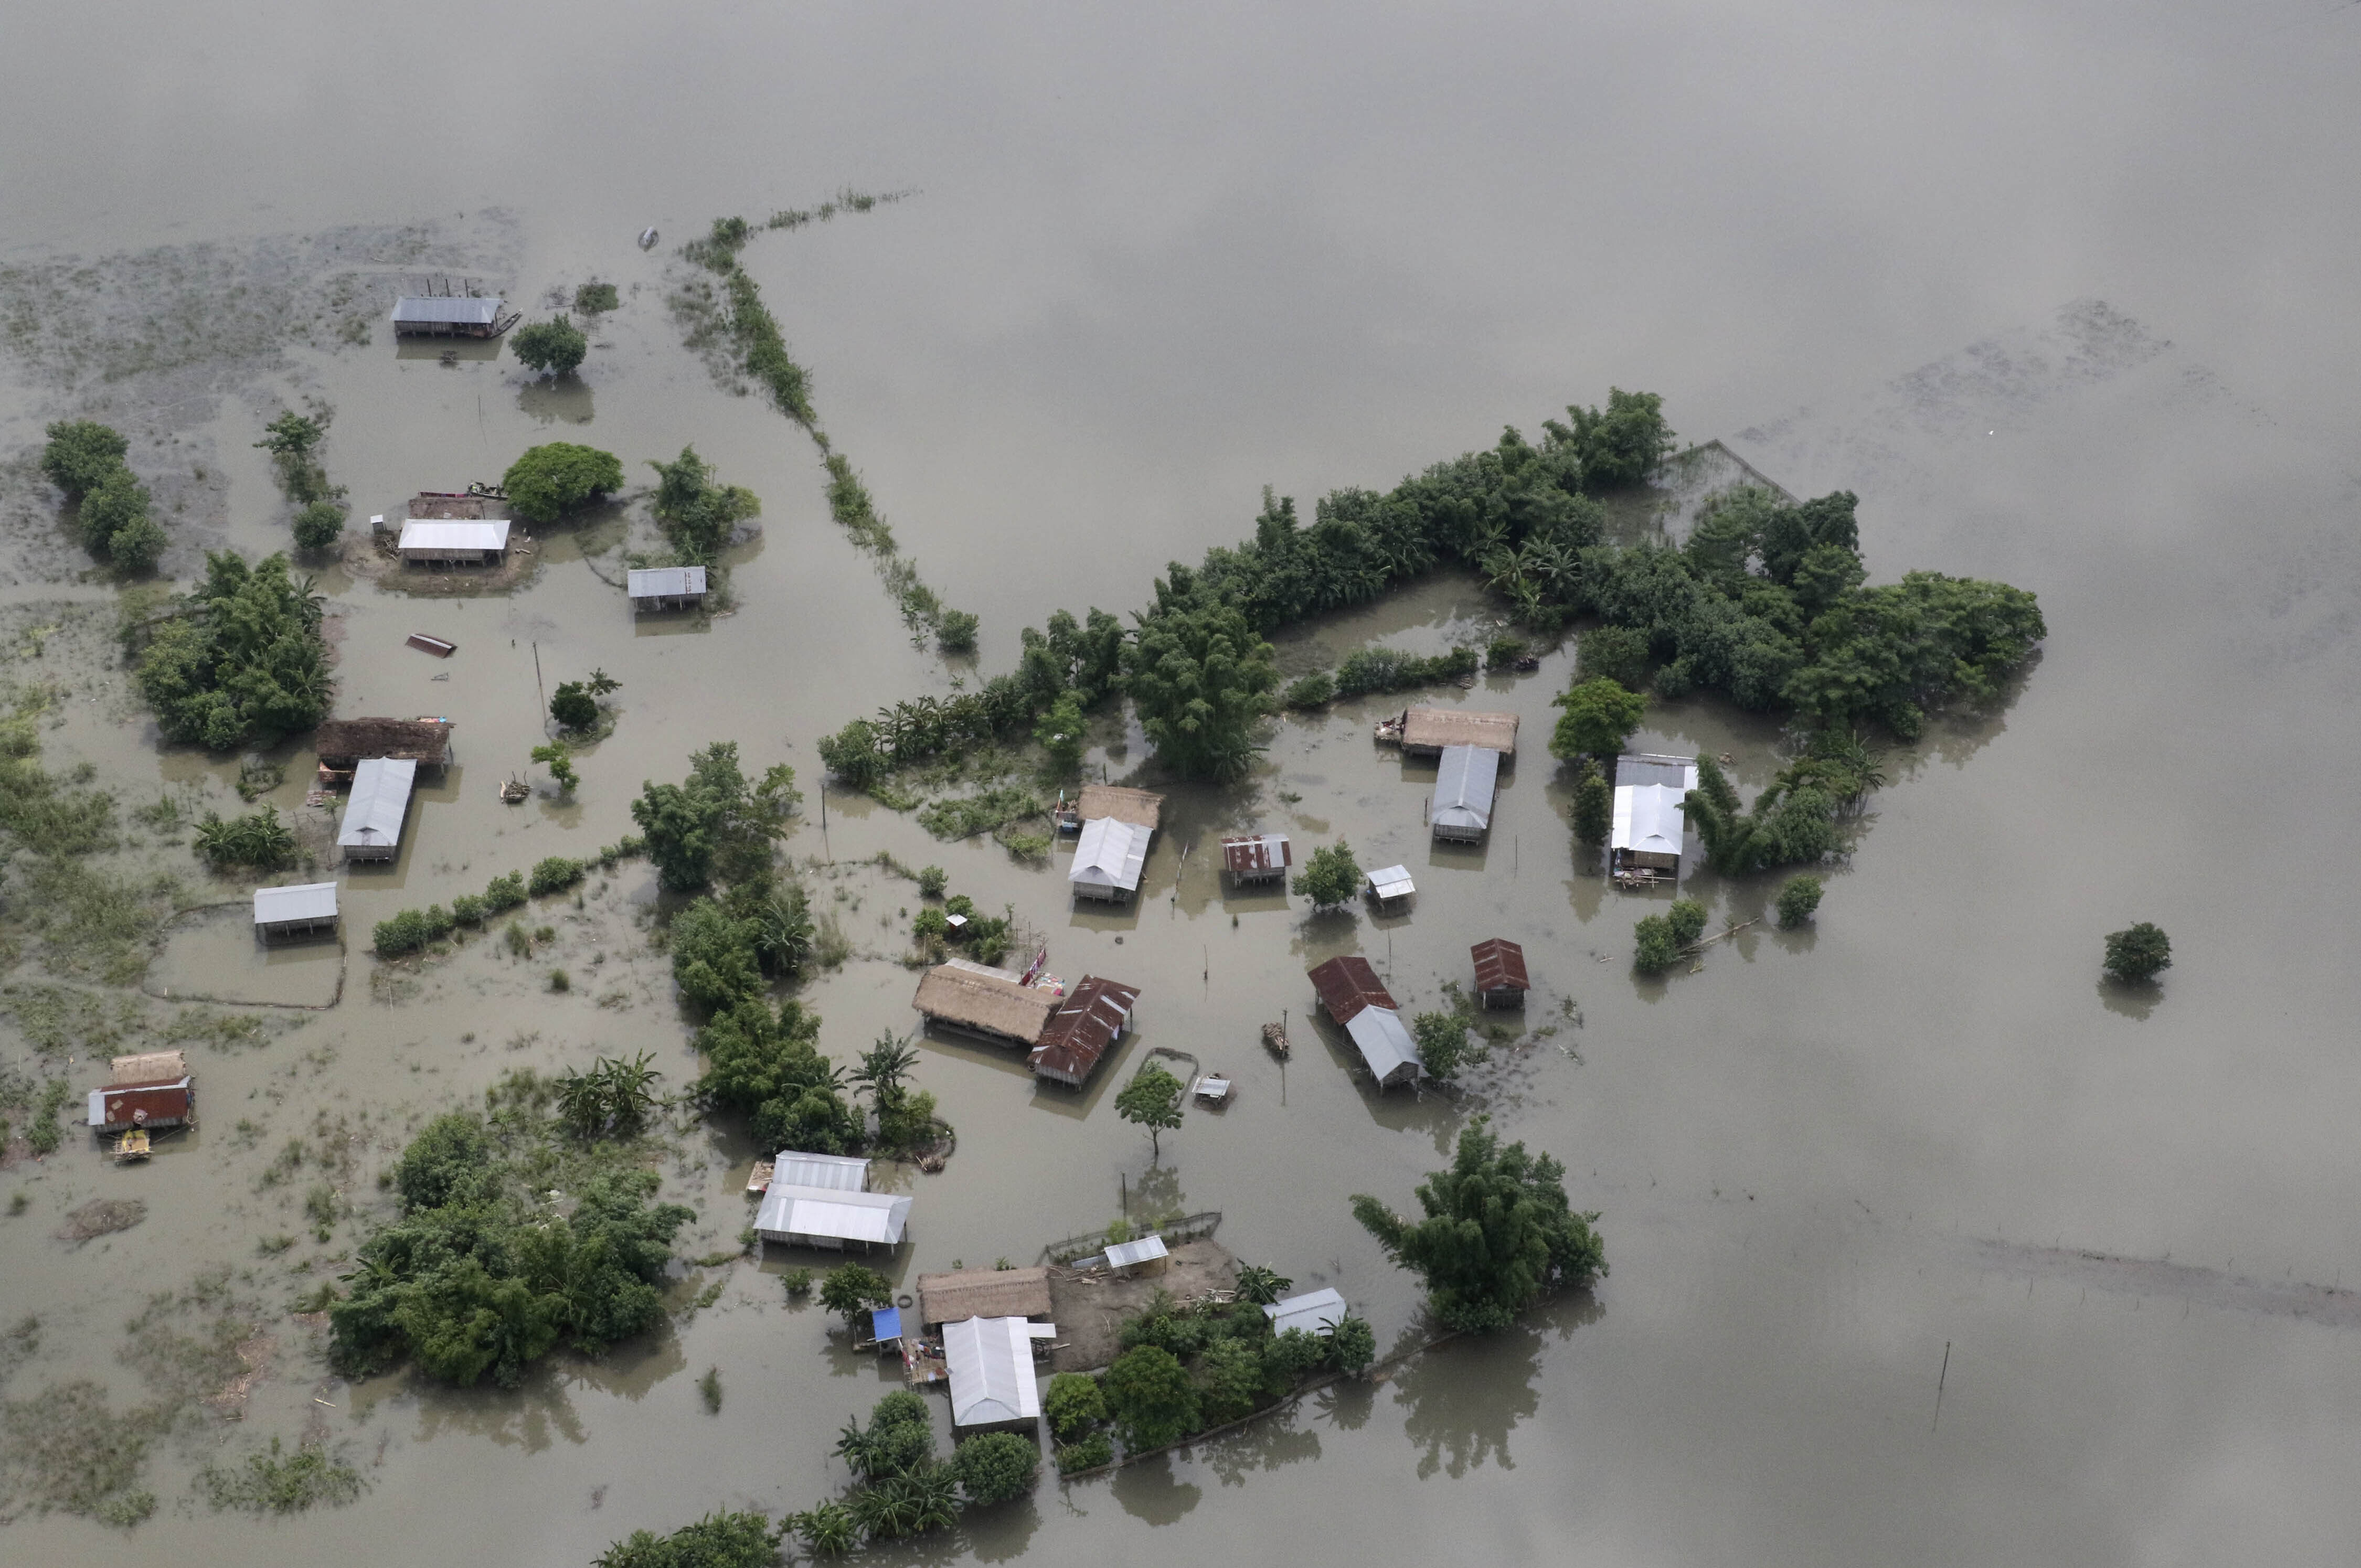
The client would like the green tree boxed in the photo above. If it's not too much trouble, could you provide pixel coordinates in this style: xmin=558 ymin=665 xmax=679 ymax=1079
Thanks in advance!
xmin=816 ymin=719 xmax=886 ymax=790
xmin=1411 ymin=1011 xmax=1476 ymax=1081
xmin=135 ymin=551 xmax=331 ymax=750
xmin=1233 ymin=1264 xmax=1292 ymax=1306
xmin=2103 ymin=922 xmax=2171 ymax=982
xmin=1115 ymin=1063 xmax=1184 ymax=1159
xmin=511 ymin=314 xmax=588 ymax=376
xmin=1776 ymin=874 xmax=1823 ymax=927
xmin=1193 ymin=1336 xmax=1268 ymax=1425
xmin=852 ymin=1034 xmax=921 ymax=1112
xmin=1570 ymin=758 xmax=1611 ymax=844
xmin=1121 ymin=592 xmax=1277 ymax=780
xmin=788 ymin=1501 xmax=856 ymax=1558
xmin=550 ymin=681 xmax=600 ymax=732
xmin=1550 ymin=676 xmax=1646 ymax=762
xmin=1044 ymin=1372 xmax=1108 ymax=1442
xmin=1034 ymin=690 xmax=1087 ymax=774
xmin=77 ymin=467 xmax=151 ymax=557
xmin=1666 ymin=897 xmax=1707 ymax=947
xmin=951 ymin=1432 xmax=1038 ymax=1506
xmin=1350 ymin=1115 xmax=1606 ymax=1332
xmin=1290 ymin=839 xmax=1362 ymax=910
xmin=630 ymin=742 xmax=801 ymax=891
xmin=109 ymin=509 xmax=169 ymax=575
xmin=1549 ymin=388 xmax=1675 ymax=487
xmin=503 ymin=442 xmax=625 ymax=523
xmin=1101 ymin=1344 xmax=1200 ymax=1451
xmin=256 ymin=409 xmax=325 ymax=462
xmin=594 ymin=1511 xmax=781 ymax=1568
xmin=817 ymin=1264 xmax=892 ymax=1331
xmin=937 ymin=609 xmax=980 ymax=654
xmin=648 ymin=446 xmax=760 ymax=563
xmin=1633 ymin=914 xmax=1680 ymax=974
xmin=1325 ymin=1313 xmax=1376 ymax=1373
xmin=40 ymin=419 xmax=128 ymax=497
xmin=1578 ymin=625 xmax=1652 ymax=690
xmin=292 ymin=500 xmax=344 ymax=551
xmin=530 ymin=741 xmax=578 ymax=794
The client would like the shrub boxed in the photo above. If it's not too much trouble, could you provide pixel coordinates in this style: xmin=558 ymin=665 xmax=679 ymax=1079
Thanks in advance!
xmin=193 ymin=807 xmax=296 ymax=870
xmin=952 ymin=1432 xmax=1037 ymax=1506
xmin=1102 ymin=1345 xmax=1199 ymax=1452
xmin=78 ymin=468 xmax=151 ymax=556
xmin=1570 ymin=758 xmax=1610 ymax=843
xmin=1666 ymin=898 xmax=1707 ymax=947
xmin=916 ymin=865 xmax=948 ymax=899
xmin=109 ymin=509 xmax=169 ymax=574
xmin=1282 ymin=670 xmax=1335 ymax=709
xmin=550 ymin=682 xmax=600 ymax=732
xmin=573 ymin=282 xmax=620 ymax=315
xmin=1326 ymin=1313 xmax=1376 ymax=1372
xmin=1263 ymin=1327 xmax=1328 ymax=1382
xmin=1633 ymin=914 xmax=1679 ymax=975
xmin=450 ymin=894 xmax=486 ymax=926
xmin=292 ymin=500 xmax=344 ymax=551
xmin=937 ymin=610 xmax=979 ymax=654
xmin=1055 ymin=1434 xmax=1114 ymax=1474
xmin=483 ymin=872 xmax=527 ymax=912
xmin=529 ymin=857 xmax=586 ymax=896
xmin=1485 ymin=635 xmax=1529 ymax=670
xmin=783 ymin=1268 xmax=813 ymax=1298
xmin=511 ymin=315 xmax=588 ymax=376
xmin=1776 ymin=874 xmax=1823 ymax=927
xmin=1412 ymin=1011 xmax=1474 ymax=1081
xmin=40 ymin=419 xmax=129 ymax=497
xmin=596 ymin=1511 xmax=778 ymax=1568
xmin=1044 ymin=1372 xmax=1107 ymax=1442
xmin=373 ymin=909 xmax=437 ymax=957
xmin=2103 ymin=922 xmax=2171 ymax=982
xmin=816 ymin=719 xmax=887 ymax=790
xmin=549 ymin=968 xmax=571 ymax=993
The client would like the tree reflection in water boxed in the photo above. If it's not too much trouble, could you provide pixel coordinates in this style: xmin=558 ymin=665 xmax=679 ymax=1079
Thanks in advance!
xmin=1203 ymin=1400 xmax=1321 ymax=1488
xmin=1112 ymin=1452 xmax=1201 ymax=1525
xmin=1387 ymin=1290 xmax=1602 ymax=1479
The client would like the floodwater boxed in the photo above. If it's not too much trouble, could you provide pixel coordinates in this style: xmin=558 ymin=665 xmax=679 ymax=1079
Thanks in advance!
xmin=5 ymin=3 xmax=2361 ymax=1564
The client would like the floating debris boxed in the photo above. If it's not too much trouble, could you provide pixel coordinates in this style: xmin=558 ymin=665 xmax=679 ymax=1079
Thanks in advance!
xmin=406 ymin=632 xmax=456 ymax=657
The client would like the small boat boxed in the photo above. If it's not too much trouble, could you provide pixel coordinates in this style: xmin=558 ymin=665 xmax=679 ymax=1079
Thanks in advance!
xmin=639 ymin=227 xmax=660 ymax=251
xmin=406 ymin=632 xmax=456 ymax=657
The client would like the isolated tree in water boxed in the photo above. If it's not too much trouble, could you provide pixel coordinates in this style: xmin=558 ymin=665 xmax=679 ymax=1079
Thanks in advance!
xmin=2103 ymin=922 xmax=2171 ymax=983
xmin=1115 ymin=1063 xmax=1184 ymax=1159
xmin=511 ymin=315 xmax=588 ymax=376
xmin=1291 ymin=839 xmax=1362 ymax=910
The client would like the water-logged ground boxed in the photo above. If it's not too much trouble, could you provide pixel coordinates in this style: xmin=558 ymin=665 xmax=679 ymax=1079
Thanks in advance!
xmin=5 ymin=3 xmax=2361 ymax=1563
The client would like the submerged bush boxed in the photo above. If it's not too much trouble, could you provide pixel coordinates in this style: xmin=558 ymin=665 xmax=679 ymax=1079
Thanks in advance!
xmin=1776 ymin=874 xmax=1823 ymax=927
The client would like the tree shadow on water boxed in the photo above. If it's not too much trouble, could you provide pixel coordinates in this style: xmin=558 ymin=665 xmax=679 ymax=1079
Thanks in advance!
xmin=409 ymin=1363 xmax=587 ymax=1452
xmin=1112 ymin=1453 xmax=1201 ymax=1525
xmin=2099 ymin=975 xmax=2161 ymax=1020
xmin=1201 ymin=1400 xmax=1323 ymax=1488
xmin=1386 ymin=1290 xmax=1603 ymax=1479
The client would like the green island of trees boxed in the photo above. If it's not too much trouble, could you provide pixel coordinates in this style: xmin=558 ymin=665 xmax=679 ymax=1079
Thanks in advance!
xmin=1290 ymin=839 xmax=1361 ymax=909
xmin=41 ymin=419 xmax=167 ymax=573
xmin=133 ymin=551 xmax=331 ymax=750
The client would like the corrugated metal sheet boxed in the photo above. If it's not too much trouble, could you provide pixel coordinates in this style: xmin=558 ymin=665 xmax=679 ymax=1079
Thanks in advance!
xmin=1611 ymin=783 xmax=1688 ymax=856
xmin=1220 ymin=833 xmax=1291 ymax=874
xmin=398 ymin=519 xmax=512 ymax=553
xmin=88 ymin=1078 xmax=193 ymax=1130
xmin=1307 ymin=955 xmax=1395 ymax=1024
xmin=1029 ymin=975 xmax=1139 ymax=1085
xmin=626 ymin=566 xmax=708 ymax=598
xmin=772 ymin=1150 xmax=870 ymax=1191
xmin=253 ymin=882 xmax=338 ymax=925
xmin=1069 ymin=817 xmax=1148 ymax=895
xmin=338 ymin=759 xmax=417 ymax=854
xmin=1263 ymin=1287 xmax=1348 ymax=1338
xmin=1471 ymin=938 xmax=1530 ymax=993
xmin=1345 ymin=1008 xmax=1421 ymax=1086
xmin=945 ymin=1316 xmax=1043 ymax=1426
xmin=1616 ymin=752 xmax=1700 ymax=791
xmin=754 ymin=1184 xmax=911 ymax=1245
xmin=1367 ymin=865 xmax=1416 ymax=901
xmin=390 ymin=296 xmax=503 ymax=325
xmin=1430 ymin=744 xmax=1499 ymax=836
xmin=1105 ymin=1235 xmax=1169 ymax=1268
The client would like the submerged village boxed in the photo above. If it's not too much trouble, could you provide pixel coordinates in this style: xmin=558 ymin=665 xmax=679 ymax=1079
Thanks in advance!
xmin=0 ymin=214 xmax=2083 ymax=1567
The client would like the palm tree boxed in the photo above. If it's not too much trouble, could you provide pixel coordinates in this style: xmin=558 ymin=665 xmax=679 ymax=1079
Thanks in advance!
xmin=852 ymin=1034 xmax=920 ymax=1111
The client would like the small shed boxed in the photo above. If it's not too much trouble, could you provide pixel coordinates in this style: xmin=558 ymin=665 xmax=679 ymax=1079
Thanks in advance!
xmin=912 ymin=963 xmax=1059 ymax=1048
xmin=338 ymin=758 xmax=417 ymax=862
xmin=918 ymin=1266 xmax=1054 ymax=1327
xmin=1401 ymin=707 xmax=1519 ymax=757
xmin=1220 ymin=833 xmax=1291 ymax=885
xmin=1263 ymin=1287 xmax=1348 ymax=1338
xmin=1069 ymin=817 xmax=1150 ymax=902
xmin=253 ymin=882 xmax=339 ymax=942
xmin=88 ymin=1076 xmax=194 ymax=1133
xmin=1029 ymin=975 xmax=1140 ymax=1087
xmin=314 ymin=718 xmax=454 ymax=772
xmin=627 ymin=566 xmax=708 ymax=611
xmin=772 ymin=1151 xmax=870 ymax=1192
xmin=398 ymin=518 xmax=512 ymax=567
xmin=944 ymin=1316 xmax=1047 ymax=1428
xmin=1471 ymin=938 xmax=1530 ymax=1008
xmin=1307 ymin=955 xmax=1396 ymax=1024
xmin=1366 ymin=864 xmax=1416 ymax=910
xmin=390 ymin=295 xmax=506 ymax=337
xmin=753 ymin=1184 xmax=912 ymax=1251
xmin=1073 ymin=784 xmax=1164 ymax=831
xmin=1345 ymin=1007 xmax=1422 ymax=1089
xmin=1429 ymin=744 xmax=1500 ymax=842
xmin=1104 ymin=1235 xmax=1170 ymax=1277
xmin=867 ymin=1305 xmax=904 ymax=1347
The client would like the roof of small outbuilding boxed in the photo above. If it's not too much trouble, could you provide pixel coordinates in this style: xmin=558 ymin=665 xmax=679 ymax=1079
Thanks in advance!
xmin=1307 ymin=955 xmax=1395 ymax=1024
xmin=1471 ymin=937 xmax=1530 ymax=992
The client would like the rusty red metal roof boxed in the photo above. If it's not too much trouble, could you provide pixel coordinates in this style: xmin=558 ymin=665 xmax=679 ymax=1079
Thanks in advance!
xmin=1307 ymin=955 xmax=1396 ymax=1024
xmin=1220 ymin=834 xmax=1291 ymax=874
xmin=89 ymin=1078 xmax=192 ymax=1132
xmin=1471 ymin=938 xmax=1530 ymax=993
xmin=1028 ymin=975 xmax=1141 ymax=1084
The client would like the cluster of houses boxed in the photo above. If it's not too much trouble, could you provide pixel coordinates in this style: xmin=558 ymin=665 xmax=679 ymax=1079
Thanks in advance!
xmin=911 ymin=959 xmax=1144 ymax=1091
xmin=1306 ymin=938 xmax=1528 ymax=1091
xmin=370 ymin=481 xmax=710 ymax=613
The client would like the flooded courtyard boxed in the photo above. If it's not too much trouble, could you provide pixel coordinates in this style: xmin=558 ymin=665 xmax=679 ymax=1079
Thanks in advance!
xmin=3 ymin=3 xmax=2360 ymax=1564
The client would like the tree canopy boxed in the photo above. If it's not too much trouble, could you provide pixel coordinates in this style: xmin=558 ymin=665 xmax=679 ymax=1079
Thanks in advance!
xmin=648 ymin=446 xmax=760 ymax=564
xmin=40 ymin=419 xmax=129 ymax=497
xmin=135 ymin=551 xmax=331 ymax=750
xmin=694 ymin=997 xmax=856 ymax=1153
xmin=2103 ymin=922 xmax=2171 ymax=982
xmin=1350 ymin=1116 xmax=1605 ymax=1332
xmin=631 ymin=742 xmax=801 ymax=891
xmin=1115 ymin=1063 xmax=1184 ymax=1158
xmin=511 ymin=314 xmax=588 ymax=376
xmin=1550 ymin=676 xmax=1646 ymax=762
xmin=1120 ymin=577 xmax=1277 ymax=780
xmin=1101 ymin=1345 xmax=1199 ymax=1452
xmin=504 ymin=442 xmax=625 ymax=523
xmin=1290 ymin=839 xmax=1362 ymax=909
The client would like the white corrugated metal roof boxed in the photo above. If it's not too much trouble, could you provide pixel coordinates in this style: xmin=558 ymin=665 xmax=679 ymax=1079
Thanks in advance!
xmin=1105 ymin=1235 xmax=1169 ymax=1268
xmin=86 ymin=1090 xmax=105 ymax=1126
xmin=338 ymin=759 xmax=417 ymax=850
xmin=1430 ymin=744 xmax=1499 ymax=833
xmin=390 ymin=296 xmax=504 ymax=325
xmin=754 ymin=1184 xmax=911 ymax=1244
xmin=1344 ymin=1007 xmax=1421 ymax=1085
xmin=1611 ymin=783 xmax=1688 ymax=857
xmin=772 ymin=1150 xmax=869 ymax=1192
xmin=626 ymin=566 xmax=708 ymax=598
xmin=1069 ymin=817 xmax=1148 ymax=893
xmin=252 ymin=882 xmax=338 ymax=924
xmin=399 ymin=519 xmax=512 ymax=552
xmin=944 ymin=1317 xmax=1043 ymax=1426
xmin=1367 ymin=865 xmax=1416 ymax=900
xmin=1263 ymin=1287 xmax=1348 ymax=1338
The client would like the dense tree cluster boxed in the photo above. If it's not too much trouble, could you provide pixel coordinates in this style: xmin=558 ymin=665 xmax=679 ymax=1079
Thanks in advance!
xmin=135 ymin=551 xmax=331 ymax=750
xmin=693 ymin=998 xmax=857 ymax=1155
xmin=1087 ymin=1286 xmax=1375 ymax=1455
xmin=41 ymin=419 xmax=167 ymax=572
xmin=2103 ymin=922 xmax=2171 ymax=983
xmin=780 ymin=1388 xmax=1034 ymax=1553
xmin=632 ymin=742 xmax=800 ymax=893
xmin=1683 ymin=735 xmax=1880 ymax=877
xmin=648 ymin=446 xmax=759 ymax=565
xmin=327 ymin=1108 xmax=693 ymax=1387
xmin=503 ymin=442 xmax=624 ymax=523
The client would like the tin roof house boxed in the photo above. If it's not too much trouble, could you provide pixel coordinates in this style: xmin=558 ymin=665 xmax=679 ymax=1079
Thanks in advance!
xmin=398 ymin=517 xmax=512 ymax=567
xmin=754 ymin=1183 xmax=911 ymax=1252
xmin=338 ymin=758 xmax=417 ymax=863
xmin=627 ymin=566 xmax=708 ymax=611
xmin=1471 ymin=937 xmax=1530 ymax=1008
xmin=1612 ymin=753 xmax=1700 ymax=884
xmin=1220 ymin=833 xmax=1291 ymax=886
xmin=944 ymin=1316 xmax=1052 ymax=1428
xmin=88 ymin=1051 xmax=194 ymax=1133
xmin=1069 ymin=817 xmax=1151 ymax=903
xmin=1306 ymin=955 xmax=1420 ymax=1089
xmin=1263 ymin=1287 xmax=1348 ymax=1338
xmin=1029 ymin=976 xmax=1140 ymax=1087
xmin=253 ymin=882 xmax=338 ymax=942
xmin=390 ymin=295 xmax=507 ymax=337
xmin=1429 ymin=744 xmax=1499 ymax=842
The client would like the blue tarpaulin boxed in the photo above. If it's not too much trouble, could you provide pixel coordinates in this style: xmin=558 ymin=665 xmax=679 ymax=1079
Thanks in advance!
xmin=869 ymin=1306 xmax=902 ymax=1343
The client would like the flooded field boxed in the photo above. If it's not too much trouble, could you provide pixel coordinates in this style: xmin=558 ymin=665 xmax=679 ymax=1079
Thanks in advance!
xmin=5 ymin=3 xmax=2361 ymax=1564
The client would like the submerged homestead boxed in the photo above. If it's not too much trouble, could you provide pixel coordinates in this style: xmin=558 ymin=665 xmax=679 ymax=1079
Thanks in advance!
xmin=1307 ymin=955 xmax=1420 ymax=1088
xmin=1264 ymin=1287 xmax=1348 ymax=1338
xmin=1308 ymin=955 xmax=1395 ymax=1023
xmin=338 ymin=758 xmax=417 ymax=863
xmin=1429 ymin=743 xmax=1500 ymax=842
xmin=1400 ymin=707 xmax=1519 ymax=758
xmin=917 ymin=1265 xmax=1054 ymax=1328
xmin=1612 ymin=752 xmax=1700 ymax=884
xmin=398 ymin=517 xmax=512 ymax=567
xmin=943 ymin=1316 xmax=1053 ymax=1428
xmin=1029 ymin=975 xmax=1141 ymax=1087
xmin=1471 ymin=937 xmax=1530 ymax=1007
xmin=1068 ymin=817 xmax=1151 ymax=902
xmin=389 ymin=295 xmax=507 ymax=337
xmin=313 ymin=718 xmax=454 ymax=773
xmin=253 ymin=882 xmax=338 ymax=942
xmin=1366 ymin=863 xmax=1416 ymax=911
xmin=754 ymin=1166 xmax=911 ymax=1251
xmin=1220 ymin=833 xmax=1291 ymax=886
xmin=88 ymin=1051 xmax=193 ymax=1133
xmin=912 ymin=959 xmax=1060 ymax=1048
xmin=627 ymin=566 xmax=708 ymax=611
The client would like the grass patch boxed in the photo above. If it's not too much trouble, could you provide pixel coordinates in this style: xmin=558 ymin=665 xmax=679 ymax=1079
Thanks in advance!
xmin=198 ymin=1437 xmax=364 ymax=1514
xmin=915 ymin=785 xmax=1043 ymax=841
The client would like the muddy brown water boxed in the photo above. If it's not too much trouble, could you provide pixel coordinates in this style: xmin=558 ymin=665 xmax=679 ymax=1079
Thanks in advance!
xmin=5 ymin=4 xmax=2361 ymax=1563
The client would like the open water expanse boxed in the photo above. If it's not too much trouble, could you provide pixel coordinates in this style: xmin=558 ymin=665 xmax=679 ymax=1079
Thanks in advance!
xmin=3 ymin=3 xmax=2359 ymax=1563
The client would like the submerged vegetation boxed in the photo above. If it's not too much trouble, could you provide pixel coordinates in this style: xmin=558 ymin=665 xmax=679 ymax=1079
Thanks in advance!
xmin=192 ymin=805 xmax=297 ymax=870
xmin=503 ymin=441 xmax=624 ymax=524
xmin=132 ymin=550 xmax=331 ymax=750
xmin=41 ymin=418 xmax=167 ymax=573
xmin=255 ymin=407 xmax=346 ymax=554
